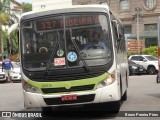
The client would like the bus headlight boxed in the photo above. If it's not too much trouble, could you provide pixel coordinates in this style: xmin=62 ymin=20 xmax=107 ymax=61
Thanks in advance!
xmin=22 ymin=81 xmax=41 ymax=94
xmin=97 ymin=72 xmax=116 ymax=88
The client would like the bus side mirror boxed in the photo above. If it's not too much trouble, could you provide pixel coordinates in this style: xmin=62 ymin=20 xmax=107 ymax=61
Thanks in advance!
xmin=112 ymin=20 xmax=120 ymax=40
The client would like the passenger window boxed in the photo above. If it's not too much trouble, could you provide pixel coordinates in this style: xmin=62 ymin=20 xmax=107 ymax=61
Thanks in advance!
xmin=130 ymin=56 xmax=138 ymax=61
xmin=138 ymin=56 xmax=144 ymax=61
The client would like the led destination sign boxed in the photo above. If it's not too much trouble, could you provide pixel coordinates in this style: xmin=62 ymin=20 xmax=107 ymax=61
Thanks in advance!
xmin=36 ymin=15 xmax=100 ymax=31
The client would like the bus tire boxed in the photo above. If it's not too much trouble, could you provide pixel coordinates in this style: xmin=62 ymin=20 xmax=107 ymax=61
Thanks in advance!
xmin=42 ymin=107 xmax=52 ymax=116
xmin=121 ymin=90 xmax=127 ymax=101
xmin=110 ymin=100 xmax=121 ymax=113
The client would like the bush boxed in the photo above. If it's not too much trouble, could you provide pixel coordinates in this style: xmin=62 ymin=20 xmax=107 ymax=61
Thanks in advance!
xmin=141 ymin=46 xmax=158 ymax=57
xmin=2 ymin=30 xmax=19 ymax=55
xmin=127 ymin=46 xmax=158 ymax=58
xmin=127 ymin=51 xmax=138 ymax=58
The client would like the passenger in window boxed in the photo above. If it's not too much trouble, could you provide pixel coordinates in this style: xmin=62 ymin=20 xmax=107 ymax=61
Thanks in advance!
xmin=84 ymin=32 xmax=106 ymax=50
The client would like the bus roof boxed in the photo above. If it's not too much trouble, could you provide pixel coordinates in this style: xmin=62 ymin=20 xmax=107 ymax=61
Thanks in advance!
xmin=21 ymin=4 xmax=109 ymax=18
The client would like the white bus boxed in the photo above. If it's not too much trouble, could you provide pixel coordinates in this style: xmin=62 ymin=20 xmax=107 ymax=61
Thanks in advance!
xmin=19 ymin=4 xmax=129 ymax=112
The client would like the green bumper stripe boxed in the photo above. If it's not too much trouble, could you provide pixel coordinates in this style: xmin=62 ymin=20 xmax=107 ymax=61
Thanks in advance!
xmin=27 ymin=72 xmax=109 ymax=91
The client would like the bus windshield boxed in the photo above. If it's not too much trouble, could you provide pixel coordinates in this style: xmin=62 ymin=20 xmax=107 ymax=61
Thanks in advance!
xmin=21 ymin=13 xmax=112 ymax=71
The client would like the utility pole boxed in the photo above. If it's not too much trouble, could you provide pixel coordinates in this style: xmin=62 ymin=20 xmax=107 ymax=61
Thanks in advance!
xmin=135 ymin=7 xmax=142 ymax=55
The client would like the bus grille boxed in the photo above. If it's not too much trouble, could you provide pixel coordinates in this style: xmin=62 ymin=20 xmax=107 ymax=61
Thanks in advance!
xmin=44 ymin=94 xmax=95 ymax=105
xmin=41 ymin=84 xmax=95 ymax=94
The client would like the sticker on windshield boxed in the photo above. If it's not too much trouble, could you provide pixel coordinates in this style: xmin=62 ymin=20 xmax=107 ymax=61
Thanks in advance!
xmin=67 ymin=52 xmax=77 ymax=62
xmin=54 ymin=57 xmax=65 ymax=66
xmin=57 ymin=49 xmax=64 ymax=57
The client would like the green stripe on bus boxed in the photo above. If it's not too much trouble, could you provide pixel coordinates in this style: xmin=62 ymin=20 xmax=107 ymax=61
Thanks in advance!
xmin=26 ymin=72 xmax=109 ymax=92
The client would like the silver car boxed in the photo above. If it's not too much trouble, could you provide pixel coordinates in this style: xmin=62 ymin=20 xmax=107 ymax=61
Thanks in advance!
xmin=0 ymin=62 xmax=7 ymax=83
xmin=11 ymin=62 xmax=21 ymax=82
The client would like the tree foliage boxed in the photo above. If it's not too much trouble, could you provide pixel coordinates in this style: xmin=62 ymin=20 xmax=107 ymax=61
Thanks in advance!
xmin=0 ymin=0 xmax=21 ymax=56
xmin=142 ymin=46 xmax=158 ymax=56
xmin=22 ymin=2 xmax=32 ymax=12
xmin=127 ymin=46 xmax=158 ymax=58
xmin=0 ymin=0 xmax=10 ymax=25
xmin=2 ymin=30 xmax=19 ymax=55
xmin=0 ymin=13 xmax=9 ymax=25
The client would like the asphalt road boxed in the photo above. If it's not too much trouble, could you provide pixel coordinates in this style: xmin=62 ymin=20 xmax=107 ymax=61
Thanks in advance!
xmin=0 ymin=75 xmax=160 ymax=120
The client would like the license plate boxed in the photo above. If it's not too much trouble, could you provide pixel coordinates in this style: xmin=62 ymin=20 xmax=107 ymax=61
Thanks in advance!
xmin=140 ymin=69 xmax=143 ymax=71
xmin=61 ymin=95 xmax=77 ymax=101
xmin=0 ymin=75 xmax=3 ymax=78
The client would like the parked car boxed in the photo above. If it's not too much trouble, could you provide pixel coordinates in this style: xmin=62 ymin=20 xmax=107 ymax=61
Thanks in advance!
xmin=128 ymin=55 xmax=158 ymax=75
xmin=0 ymin=62 xmax=6 ymax=83
xmin=128 ymin=60 xmax=146 ymax=76
xmin=11 ymin=62 xmax=21 ymax=82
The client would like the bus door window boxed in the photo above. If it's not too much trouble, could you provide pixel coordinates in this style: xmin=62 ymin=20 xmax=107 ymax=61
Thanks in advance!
xmin=118 ymin=26 xmax=125 ymax=52
xmin=112 ymin=21 xmax=118 ymax=50
xmin=112 ymin=22 xmax=125 ymax=53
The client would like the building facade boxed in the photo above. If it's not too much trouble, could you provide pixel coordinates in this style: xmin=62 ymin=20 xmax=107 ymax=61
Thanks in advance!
xmin=73 ymin=0 xmax=160 ymax=51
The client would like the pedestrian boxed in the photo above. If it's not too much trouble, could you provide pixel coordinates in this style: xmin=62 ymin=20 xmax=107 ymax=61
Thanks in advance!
xmin=2 ymin=55 xmax=14 ymax=83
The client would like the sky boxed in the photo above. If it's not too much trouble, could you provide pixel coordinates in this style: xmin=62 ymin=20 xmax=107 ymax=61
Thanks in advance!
xmin=16 ymin=0 xmax=32 ymax=3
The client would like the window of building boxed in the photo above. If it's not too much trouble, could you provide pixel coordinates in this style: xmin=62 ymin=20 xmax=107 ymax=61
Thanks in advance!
xmin=143 ymin=0 xmax=157 ymax=10
xmin=144 ymin=24 xmax=157 ymax=31
xmin=124 ymin=25 xmax=132 ymax=34
xmin=145 ymin=38 xmax=157 ymax=48
xmin=120 ymin=0 xmax=129 ymax=11
xmin=146 ymin=0 xmax=154 ymax=9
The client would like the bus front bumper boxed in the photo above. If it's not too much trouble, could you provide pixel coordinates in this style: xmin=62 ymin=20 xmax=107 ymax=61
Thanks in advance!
xmin=23 ymin=81 xmax=120 ymax=108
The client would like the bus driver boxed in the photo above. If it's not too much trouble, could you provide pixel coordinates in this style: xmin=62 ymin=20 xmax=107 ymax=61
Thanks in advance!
xmin=84 ymin=32 xmax=106 ymax=50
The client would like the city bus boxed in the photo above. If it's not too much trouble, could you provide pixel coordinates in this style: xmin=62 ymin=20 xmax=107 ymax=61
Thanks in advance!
xmin=19 ymin=4 xmax=129 ymax=112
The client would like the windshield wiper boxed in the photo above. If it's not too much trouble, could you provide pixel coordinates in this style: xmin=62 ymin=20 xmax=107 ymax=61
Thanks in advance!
xmin=71 ymin=38 xmax=90 ymax=72
xmin=44 ymin=36 xmax=59 ymax=76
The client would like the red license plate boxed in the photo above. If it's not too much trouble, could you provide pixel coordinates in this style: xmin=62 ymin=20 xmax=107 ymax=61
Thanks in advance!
xmin=61 ymin=95 xmax=77 ymax=101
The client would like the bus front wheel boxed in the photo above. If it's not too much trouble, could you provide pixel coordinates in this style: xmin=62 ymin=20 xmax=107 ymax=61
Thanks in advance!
xmin=110 ymin=100 xmax=121 ymax=113
xmin=121 ymin=90 xmax=127 ymax=101
xmin=42 ymin=107 xmax=53 ymax=116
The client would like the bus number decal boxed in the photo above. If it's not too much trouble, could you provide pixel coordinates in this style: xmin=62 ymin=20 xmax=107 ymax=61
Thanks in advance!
xmin=54 ymin=57 xmax=65 ymax=66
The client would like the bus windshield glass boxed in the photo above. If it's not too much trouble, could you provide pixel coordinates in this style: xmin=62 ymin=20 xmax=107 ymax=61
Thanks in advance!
xmin=21 ymin=13 xmax=112 ymax=71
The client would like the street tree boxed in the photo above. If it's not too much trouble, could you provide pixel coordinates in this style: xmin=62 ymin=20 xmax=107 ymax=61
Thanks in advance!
xmin=22 ymin=2 xmax=32 ymax=12
xmin=0 ymin=0 xmax=10 ymax=54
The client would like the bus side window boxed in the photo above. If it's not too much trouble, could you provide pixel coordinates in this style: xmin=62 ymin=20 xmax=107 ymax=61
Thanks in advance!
xmin=118 ymin=26 xmax=126 ymax=53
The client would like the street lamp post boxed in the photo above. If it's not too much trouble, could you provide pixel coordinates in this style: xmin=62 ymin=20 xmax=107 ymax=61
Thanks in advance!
xmin=135 ymin=7 xmax=142 ymax=55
